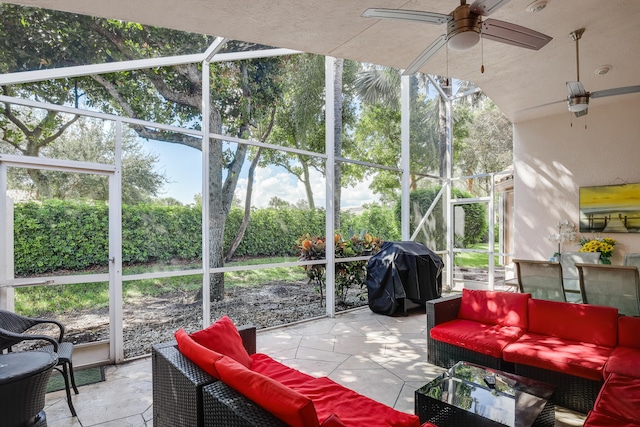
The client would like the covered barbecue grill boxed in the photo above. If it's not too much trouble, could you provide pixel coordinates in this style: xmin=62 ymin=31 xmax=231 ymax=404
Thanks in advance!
xmin=366 ymin=241 xmax=443 ymax=316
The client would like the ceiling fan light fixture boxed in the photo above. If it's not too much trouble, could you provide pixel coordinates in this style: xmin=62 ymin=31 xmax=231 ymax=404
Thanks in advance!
xmin=447 ymin=30 xmax=480 ymax=50
xmin=526 ymin=0 xmax=548 ymax=13
xmin=567 ymin=96 xmax=589 ymax=112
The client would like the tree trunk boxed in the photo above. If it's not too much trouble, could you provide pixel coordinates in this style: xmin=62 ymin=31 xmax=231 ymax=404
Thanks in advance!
xmin=208 ymin=64 xmax=251 ymax=301
xmin=333 ymin=58 xmax=344 ymax=231
xmin=26 ymin=169 xmax=53 ymax=199
xmin=301 ymin=159 xmax=315 ymax=209
xmin=225 ymin=147 xmax=262 ymax=262
xmin=438 ymin=94 xmax=447 ymax=178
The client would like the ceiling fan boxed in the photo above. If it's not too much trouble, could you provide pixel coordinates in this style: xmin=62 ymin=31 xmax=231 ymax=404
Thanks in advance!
xmin=565 ymin=28 xmax=640 ymax=117
xmin=362 ymin=0 xmax=552 ymax=75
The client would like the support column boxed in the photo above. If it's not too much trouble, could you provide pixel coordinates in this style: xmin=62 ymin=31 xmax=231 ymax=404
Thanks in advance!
xmin=324 ymin=56 xmax=336 ymax=317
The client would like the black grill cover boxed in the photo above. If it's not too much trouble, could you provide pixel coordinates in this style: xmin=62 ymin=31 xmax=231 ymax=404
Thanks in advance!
xmin=366 ymin=241 xmax=443 ymax=315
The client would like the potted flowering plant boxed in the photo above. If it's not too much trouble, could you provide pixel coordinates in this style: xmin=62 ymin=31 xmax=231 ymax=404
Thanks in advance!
xmin=294 ymin=232 xmax=382 ymax=306
xmin=547 ymin=219 xmax=578 ymax=260
xmin=579 ymin=236 xmax=617 ymax=264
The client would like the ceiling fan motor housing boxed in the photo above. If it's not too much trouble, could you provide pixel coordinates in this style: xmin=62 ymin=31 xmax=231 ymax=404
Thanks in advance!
xmin=447 ymin=4 xmax=481 ymax=50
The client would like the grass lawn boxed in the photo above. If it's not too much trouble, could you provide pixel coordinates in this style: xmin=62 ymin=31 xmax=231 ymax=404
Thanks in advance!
xmin=15 ymin=256 xmax=308 ymax=316
xmin=454 ymin=243 xmax=501 ymax=268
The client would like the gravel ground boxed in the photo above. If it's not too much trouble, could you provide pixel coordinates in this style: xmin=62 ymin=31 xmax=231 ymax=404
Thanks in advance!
xmin=56 ymin=280 xmax=368 ymax=358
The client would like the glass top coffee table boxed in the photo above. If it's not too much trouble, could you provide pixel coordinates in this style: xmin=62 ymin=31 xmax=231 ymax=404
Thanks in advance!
xmin=415 ymin=362 xmax=554 ymax=427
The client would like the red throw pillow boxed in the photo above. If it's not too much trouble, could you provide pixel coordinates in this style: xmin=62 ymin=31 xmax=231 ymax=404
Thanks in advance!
xmin=190 ymin=315 xmax=252 ymax=368
xmin=215 ymin=356 xmax=320 ymax=427
xmin=174 ymin=329 xmax=223 ymax=378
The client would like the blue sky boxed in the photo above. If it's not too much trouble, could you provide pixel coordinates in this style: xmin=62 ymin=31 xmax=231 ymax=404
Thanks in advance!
xmin=149 ymin=140 xmax=378 ymax=208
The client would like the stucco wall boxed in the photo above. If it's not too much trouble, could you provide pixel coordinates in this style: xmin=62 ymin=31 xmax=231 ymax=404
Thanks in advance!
xmin=513 ymin=95 xmax=640 ymax=264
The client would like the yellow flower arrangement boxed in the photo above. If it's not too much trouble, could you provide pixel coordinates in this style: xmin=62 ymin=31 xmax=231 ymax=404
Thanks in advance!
xmin=579 ymin=236 xmax=617 ymax=264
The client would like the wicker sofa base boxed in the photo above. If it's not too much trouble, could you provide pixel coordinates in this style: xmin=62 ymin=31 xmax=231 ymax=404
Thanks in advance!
xmin=152 ymin=326 xmax=279 ymax=427
xmin=513 ymin=363 xmax=603 ymax=415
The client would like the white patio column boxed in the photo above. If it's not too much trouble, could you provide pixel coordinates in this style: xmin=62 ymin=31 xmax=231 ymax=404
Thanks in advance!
xmin=325 ymin=56 xmax=336 ymax=317
xmin=401 ymin=74 xmax=411 ymax=240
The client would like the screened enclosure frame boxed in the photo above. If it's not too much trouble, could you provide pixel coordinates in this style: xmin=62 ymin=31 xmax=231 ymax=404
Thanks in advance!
xmin=0 ymin=36 xmax=508 ymax=364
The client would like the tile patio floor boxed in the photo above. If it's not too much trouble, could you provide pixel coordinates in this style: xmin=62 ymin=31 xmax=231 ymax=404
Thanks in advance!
xmin=44 ymin=306 xmax=587 ymax=426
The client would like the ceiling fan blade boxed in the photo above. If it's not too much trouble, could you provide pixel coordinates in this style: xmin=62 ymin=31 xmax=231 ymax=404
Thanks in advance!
xmin=566 ymin=81 xmax=587 ymax=97
xmin=590 ymin=85 xmax=640 ymax=99
xmin=362 ymin=8 xmax=450 ymax=25
xmin=403 ymin=34 xmax=447 ymax=75
xmin=470 ymin=0 xmax=512 ymax=17
xmin=482 ymin=19 xmax=552 ymax=50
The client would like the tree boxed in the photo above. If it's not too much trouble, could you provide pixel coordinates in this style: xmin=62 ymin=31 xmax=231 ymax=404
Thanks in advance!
xmin=0 ymin=84 xmax=81 ymax=198
xmin=456 ymin=99 xmax=513 ymax=194
xmin=4 ymin=118 xmax=167 ymax=203
xmin=352 ymin=67 xmax=442 ymax=200
xmin=264 ymin=55 xmax=359 ymax=214
xmin=0 ymin=5 xmax=284 ymax=300
xmin=268 ymin=196 xmax=291 ymax=208
xmin=264 ymin=54 xmax=326 ymax=209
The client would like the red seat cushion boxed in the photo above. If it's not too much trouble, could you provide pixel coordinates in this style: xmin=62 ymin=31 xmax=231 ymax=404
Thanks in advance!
xmin=430 ymin=319 xmax=525 ymax=358
xmin=215 ymin=356 xmax=319 ymax=427
xmin=458 ymin=289 xmax=530 ymax=329
xmin=174 ymin=328 xmax=223 ymax=378
xmin=527 ymin=299 xmax=618 ymax=347
xmin=292 ymin=376 xmax=420 ymax=427
xmin=251 ymin=353 xmax=316 ymax=387
xmin=593 ymin=373 xmax=640 ymax=424
xmin=584 ymin=411 xmax=640 ymax=427
xmin=604 ymin=346 xmax=640 ymax=378
xmin=503 ymin=332 xmax=612 ymax=381
xmin=321 ymin=414 xmax=348 ymax=427
xmin=190 ymin=315 xmax=253 ymax=368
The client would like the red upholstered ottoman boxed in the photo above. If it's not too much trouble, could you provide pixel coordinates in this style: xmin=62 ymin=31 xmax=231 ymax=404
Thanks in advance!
xmin=584 ymin=373 xmax=640 ymax=427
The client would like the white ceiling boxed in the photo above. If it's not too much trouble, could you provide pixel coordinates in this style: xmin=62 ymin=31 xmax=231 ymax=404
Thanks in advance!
xmin=6 ymin=0 xmax=640 ymax=122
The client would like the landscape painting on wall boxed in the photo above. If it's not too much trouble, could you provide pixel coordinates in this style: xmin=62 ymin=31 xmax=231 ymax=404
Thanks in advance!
xmin=579 ymin=183 xmax=640 ymax=233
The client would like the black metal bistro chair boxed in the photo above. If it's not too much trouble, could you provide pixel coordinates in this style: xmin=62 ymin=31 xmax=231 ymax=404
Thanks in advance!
xmin=0 ymin=310 xmax=79 ymax=417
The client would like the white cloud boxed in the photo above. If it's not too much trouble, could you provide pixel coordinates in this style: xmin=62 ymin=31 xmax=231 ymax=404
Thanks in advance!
xmin=235 ymin=166 xmax=380 ymax=209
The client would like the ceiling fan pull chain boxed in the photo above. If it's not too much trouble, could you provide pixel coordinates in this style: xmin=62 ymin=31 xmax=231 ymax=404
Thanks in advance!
xmin=481 ymin=37 xmax=485 ymax=74
xmin=446 ymin=45 xmax=450 ymax=87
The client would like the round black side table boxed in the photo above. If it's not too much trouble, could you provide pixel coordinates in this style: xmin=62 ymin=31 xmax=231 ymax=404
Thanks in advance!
xmin=0 ymin=351 xmax=58 ymax=427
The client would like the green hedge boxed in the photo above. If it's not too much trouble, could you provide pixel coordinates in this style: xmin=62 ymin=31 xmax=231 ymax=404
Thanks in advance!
xmin=14 ymin=200 xmax=397 ymax=275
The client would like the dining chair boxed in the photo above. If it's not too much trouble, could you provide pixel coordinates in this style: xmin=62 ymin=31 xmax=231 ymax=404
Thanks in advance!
xmin=559 ymin=251 xmax=600 ymax=303
xmin=624 ymin=253 xmax=640 ymax=270
xmin=577 ymin=264 xmax=640 ymax=316
xmin=0 ymin=310 xmax=79 ymax=417
xmin=513 ymin=259 xmax=566 ymax=302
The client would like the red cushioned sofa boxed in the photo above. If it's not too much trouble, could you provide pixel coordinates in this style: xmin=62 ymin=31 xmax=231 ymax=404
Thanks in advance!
xmin=582 ymin=315 xmax=640 ymax=427
xmin=153 ymin=316 xmax=424 ymax=427
xmin=427 ymin=289 xmax=640 ymax=415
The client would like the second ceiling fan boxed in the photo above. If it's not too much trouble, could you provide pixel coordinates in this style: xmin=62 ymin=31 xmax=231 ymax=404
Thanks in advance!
xmin=564 ymin=28 xmax=640 ymax=117
xmin=362 ymin=0 xmax=552 ymax=75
